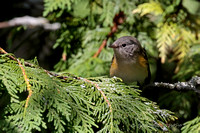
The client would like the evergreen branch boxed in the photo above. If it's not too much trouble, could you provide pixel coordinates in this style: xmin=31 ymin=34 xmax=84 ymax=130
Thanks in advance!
xmin=173 ymin=28 xmax=196 ymax=73
xmin=132 ymin=1 xmax=163 ymax=16
xmin=93 ymin=12 xmax=125 ymax=58
xmin=156 ymin=22 xmax=176 ymax=63
xmin=0 ymin=47 xmax=35 ymax=68
xmin=43 ymin=0 xmax=74 ymax=16
xmin=81 ymin=78 xmax=112 ymax=111
xmin=17 ymin=59 xmax=32 ymax=115
xmin=0 ymin=47 xmax=113 ymax=121
xmin=145 ymin=76 xmax=200 ymax=94
xmin=0 ymin=48 xmax=33 ymax=115
xmin=80 ymin=77 xmax=114 ymax=132
xmin=0 ymin=48 xmax=16 ymax=61
xmin=45 ymin=71 xmax=115 ymax=132
xmin=0 ymin=47 xmax=75 ymax=80
xmin=0 ymin=47 xmax=61 ymax=79
xmin=182 ymin=116 xmax=200 ymax=132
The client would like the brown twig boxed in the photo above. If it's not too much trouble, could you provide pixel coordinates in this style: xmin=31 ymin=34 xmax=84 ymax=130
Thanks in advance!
xmin=80 ymin=77 xmax=113 ymax=132
xmin=0 ymin=47 xmax=68 ymax=81
xmin=93 ymin=40 xmax=107 ymax=58
xmin=17 ymin=59 xmax=32 ymax=115
xmin=81 ymin=78 xmax=112 ymax=112
xmin=93 ymin=11 xmax=125 ymax=58
xmin=0 ymin=47 xmax=36 ymax=68
xmin=0 ymin=48 xmax=16 ymax=60
xmin=0 ymin=48 xmax=33 ymax=115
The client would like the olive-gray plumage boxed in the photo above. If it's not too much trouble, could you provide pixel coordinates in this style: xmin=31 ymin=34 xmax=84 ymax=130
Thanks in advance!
xmin=109 ymin=36 xmax=150 ymax=84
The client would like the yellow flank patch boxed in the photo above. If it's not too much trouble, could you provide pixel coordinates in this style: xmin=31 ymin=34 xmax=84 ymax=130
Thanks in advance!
xmin=138 ymin=55 xmax=147 ymax=68
xmin=110 ymin=57 xmax=118 ymax=76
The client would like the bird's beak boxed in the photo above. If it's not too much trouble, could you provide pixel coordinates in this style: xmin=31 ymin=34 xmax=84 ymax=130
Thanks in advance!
xmin=109 ymin=43 xmax=118 ymax=48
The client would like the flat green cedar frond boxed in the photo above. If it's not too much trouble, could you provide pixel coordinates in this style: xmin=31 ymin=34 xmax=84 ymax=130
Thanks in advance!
xmin=65 ymin=27 xmax=112 ymax=77
xmin=174 ymin=44 xmax=200 ymax=80
xmin=156 ymin=22 xmax=176 ymax=63
xmin=87 ymin=77 xmax=177 ymax=132
xmin=132 ymin=1 xmax=163 ymax=16
xmin=182 ymin=116 xmax=200 ymax=133
xmin=172 ymin=27 xmax=196 ymax=72
xmin=43 ymin=0 xmax=77 ymax=16
xmin=100 ymin=1 xmax=115 ymax=27
xmin=0 ymin=55 xmax=177 ymax=132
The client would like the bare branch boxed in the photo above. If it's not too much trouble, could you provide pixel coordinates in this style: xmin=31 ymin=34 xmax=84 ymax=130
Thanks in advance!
xmin=145 ymin=76 xmax=200 ymax=94
xmin=0 ymin=16 xmax=61 ymax=30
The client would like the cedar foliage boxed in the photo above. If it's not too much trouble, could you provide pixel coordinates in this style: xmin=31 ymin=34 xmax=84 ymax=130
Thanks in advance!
xmin=132 ymin=0 xmax=198 ymax=72
xmin=132 ymin=0 xmax=200 ymax=132
xmin=0 ymin=53 xmax=177 ymax=132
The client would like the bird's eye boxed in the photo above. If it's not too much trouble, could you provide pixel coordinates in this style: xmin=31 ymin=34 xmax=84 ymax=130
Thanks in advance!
xmin=122 ymin=44 xmax=126 ymax=47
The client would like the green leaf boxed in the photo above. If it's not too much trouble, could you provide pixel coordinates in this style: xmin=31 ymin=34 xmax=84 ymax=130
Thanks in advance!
xmin=182 ymin=0 xmax=200 ymax=15
xmin=72 ymin=0 xmax=90 ymax=18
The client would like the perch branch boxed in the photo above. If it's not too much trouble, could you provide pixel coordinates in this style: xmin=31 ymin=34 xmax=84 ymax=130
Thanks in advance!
xmin=0 ymin=16 xmax=61 ymax=30
xmin=145 ymin=76 xmax=200 ymax=94
xmin=1 ymin=47 xmax=200 ymax=96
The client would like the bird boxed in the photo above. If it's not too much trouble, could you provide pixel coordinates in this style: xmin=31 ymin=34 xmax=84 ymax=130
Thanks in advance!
xmin=109 ymin=36 xmax=151 ymax=84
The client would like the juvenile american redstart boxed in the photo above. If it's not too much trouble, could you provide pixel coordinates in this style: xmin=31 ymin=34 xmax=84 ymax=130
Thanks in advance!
xmin=109 ymin=36 xmax=151 ymax=84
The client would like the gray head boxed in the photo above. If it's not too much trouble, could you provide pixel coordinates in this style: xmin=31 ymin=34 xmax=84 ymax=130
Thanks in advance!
xmin=109 ymin=36 xmax=142 ymax=61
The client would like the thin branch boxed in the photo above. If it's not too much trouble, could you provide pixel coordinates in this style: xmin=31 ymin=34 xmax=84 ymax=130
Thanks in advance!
xmin=0 ymin=16 xmax=61 ymax=30
xmin=93 ymin=40 xmax=107 ymax=58
xmin=80 ymin=77 xmax=113 ymax=132
xmin=93 ymin=11 xmax=125 ymax=58
xmin=0 ymin=47 xmax=35 ymax=67
xmin=0 ymin=48 xmax=16 ymax=60
xmin=17 ymin=59 xmax=32 ymax=115
xmin=81 ymin=78 xmax=112 ymax=112
xmin=0 ymin=47 xmax=33 ymax=115
xmin=144 ymin=76 xmax=200 ymax=94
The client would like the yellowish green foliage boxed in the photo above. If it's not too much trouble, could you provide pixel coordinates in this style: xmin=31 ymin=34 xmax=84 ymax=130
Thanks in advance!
xmin=133 ymin=1 xmax=200 ymax=132
xmin=156 ymin=22 xmax=176 ymax=63
xmin=182 ymin=117 xmax=200 ymax=133
xmin=133 ymin=0 xmax=198 ymax=71
xmin=132 ymin=1 xmax=163 ymax=16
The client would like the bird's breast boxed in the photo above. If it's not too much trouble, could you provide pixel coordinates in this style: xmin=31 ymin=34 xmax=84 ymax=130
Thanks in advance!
xmin=110 ymin=56 xmax=148 ymax=83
